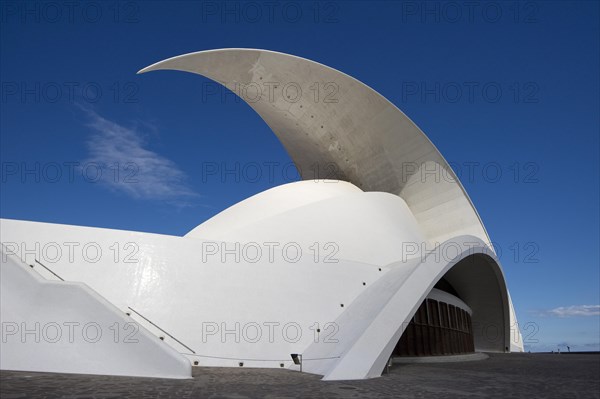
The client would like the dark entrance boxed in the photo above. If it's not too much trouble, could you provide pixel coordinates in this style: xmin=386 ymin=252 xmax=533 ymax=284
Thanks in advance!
xmin=393 ymin=297 xmax=474 ymax=357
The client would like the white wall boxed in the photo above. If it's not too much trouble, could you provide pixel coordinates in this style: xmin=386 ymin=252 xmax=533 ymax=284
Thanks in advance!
xmin=0 ymin=245 xmax=191 ymax=378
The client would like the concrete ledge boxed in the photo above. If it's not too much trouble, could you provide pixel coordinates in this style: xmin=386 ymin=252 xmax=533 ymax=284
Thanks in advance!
xmin=392 ymin=352 xmax=489 ymax=364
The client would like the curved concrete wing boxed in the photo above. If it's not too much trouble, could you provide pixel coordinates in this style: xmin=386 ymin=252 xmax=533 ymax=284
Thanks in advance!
xmin=139 ymin=49 xmax=490 ymax=246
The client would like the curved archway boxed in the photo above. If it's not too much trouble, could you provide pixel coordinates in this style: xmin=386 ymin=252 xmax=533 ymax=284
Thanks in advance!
xmin=442 ymin=253 xmax=510 ymax=353
xmin=298 ymin=236 xmax=511 ymax=380
xmin=394 ymin=253 xmax=510 ymax=357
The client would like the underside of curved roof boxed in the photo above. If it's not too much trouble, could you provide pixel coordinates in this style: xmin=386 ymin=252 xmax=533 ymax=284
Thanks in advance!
xmin=139 ymin=49 xmax=491 ymax=246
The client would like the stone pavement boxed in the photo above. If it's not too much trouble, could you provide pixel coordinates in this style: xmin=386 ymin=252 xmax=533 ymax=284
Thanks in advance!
xmin=1 ymin=353 xmax=598 ymax=398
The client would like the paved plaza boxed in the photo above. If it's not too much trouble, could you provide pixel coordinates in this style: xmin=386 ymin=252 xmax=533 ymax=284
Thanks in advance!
xmin=1 ymin=353 xmax=598 ymax=398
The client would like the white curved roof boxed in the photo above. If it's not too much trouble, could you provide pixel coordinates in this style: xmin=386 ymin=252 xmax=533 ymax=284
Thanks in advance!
xmin=186 ymin=180 xmax=361 ymax=239
xmin=139 ymin=48 xmax=492 ymax=247
xmin=189 ymin=180 xmax=427 ymax=266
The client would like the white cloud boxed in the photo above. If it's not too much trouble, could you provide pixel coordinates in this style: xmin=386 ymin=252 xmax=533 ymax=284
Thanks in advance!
xmin=82 ymin=109 xmax=200 ymax=206
xmin=544 ymin=305 xmax=600 ymax=318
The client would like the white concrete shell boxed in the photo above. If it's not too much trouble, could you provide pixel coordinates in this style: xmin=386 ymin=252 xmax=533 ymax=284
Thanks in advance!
xmin=1 ymin=49 xmax=523 ymax=381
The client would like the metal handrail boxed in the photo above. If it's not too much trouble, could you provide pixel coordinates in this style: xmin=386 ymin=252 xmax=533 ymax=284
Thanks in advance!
xmin=127 ymin=306 xmax=196 ymax=354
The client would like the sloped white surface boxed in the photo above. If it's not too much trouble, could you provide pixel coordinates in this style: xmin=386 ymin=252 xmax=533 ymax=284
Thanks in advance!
xmin=0 ymin=246 xmax=191 ymax=378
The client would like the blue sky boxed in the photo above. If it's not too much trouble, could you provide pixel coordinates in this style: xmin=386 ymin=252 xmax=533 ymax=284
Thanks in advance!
xmin=1 ymin=1 xmax=598 ymax=352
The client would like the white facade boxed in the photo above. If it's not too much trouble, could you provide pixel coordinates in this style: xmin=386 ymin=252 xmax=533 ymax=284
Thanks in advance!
xmin=0 ymin=49 xmax=523 ymax=381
